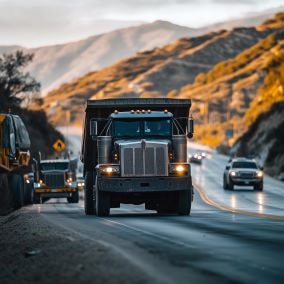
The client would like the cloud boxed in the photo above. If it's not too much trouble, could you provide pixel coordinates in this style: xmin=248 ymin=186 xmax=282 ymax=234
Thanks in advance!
xmin=0 ymin=0 xmax=283 ymax=47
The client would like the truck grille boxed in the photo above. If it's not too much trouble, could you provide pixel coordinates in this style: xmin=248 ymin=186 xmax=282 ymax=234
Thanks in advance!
xmin=43 ymin=172 xmax=65 ymax=187
xmin=120 ymin=141 xmax=168 ymax=177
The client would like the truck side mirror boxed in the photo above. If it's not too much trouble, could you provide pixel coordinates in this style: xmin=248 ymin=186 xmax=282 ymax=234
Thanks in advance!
xmin=187 ymin=116 xmax=194 ymax=139
xmin=225 ymin=165 xmax=230 ymax=170
xmin=90 ymin=120 xmax=98 ymax=140
xmin=32 ymin=158 xmax=39 ymax=182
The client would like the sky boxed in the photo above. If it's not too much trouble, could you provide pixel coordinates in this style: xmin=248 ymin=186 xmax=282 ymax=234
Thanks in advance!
xmin=0 ymin=0 xmax=283 ymax=47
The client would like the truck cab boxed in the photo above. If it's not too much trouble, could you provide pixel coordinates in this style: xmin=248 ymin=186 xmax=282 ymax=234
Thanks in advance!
xmin=81 ymin=98 xmax=194 ymax=216
xmin=33 ymin=159 xmax=79 ymax=204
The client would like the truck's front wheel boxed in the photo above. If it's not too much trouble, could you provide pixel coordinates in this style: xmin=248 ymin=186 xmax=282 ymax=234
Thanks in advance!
xmin=24 ymin=183 xmax=34 ymax=204
xmin=95 ymin=178 xmax=110 ymax=217
xmin=9 ymin=174 xmax=24 ymax=209
xmin=67 ymin=191 xmax=79 ymax=203
xmin=84 ymin=171 xmax=95 ymax=215
xmin=177 ymin=188 xmax=191 ymax=216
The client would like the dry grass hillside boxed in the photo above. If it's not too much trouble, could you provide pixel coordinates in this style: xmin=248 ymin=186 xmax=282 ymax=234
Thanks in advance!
xmin=233 ymin=101 xmax=284 ymax=179
xmin=0 ymin=21 xmax=201 ymax=94
xmin=43 ymin=13 xmax=284 ymax=126
xmin=176 ymin=26 xmax=284 ymax=147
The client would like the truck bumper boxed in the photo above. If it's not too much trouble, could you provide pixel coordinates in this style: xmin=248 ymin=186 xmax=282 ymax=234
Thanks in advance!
xmin=34 ymin=187 xmax=77 ymax=198
xmin=97 ymin=176 xmax=192 ymax=193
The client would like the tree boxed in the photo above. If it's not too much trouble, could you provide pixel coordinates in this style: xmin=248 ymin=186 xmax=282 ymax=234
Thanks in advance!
xmin=0 ymin=51 xmax=40 ymax=111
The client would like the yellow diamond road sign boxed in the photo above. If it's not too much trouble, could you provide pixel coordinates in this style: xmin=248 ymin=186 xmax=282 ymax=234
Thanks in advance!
xmin=53 ymin=139 xmax=66 ymax=152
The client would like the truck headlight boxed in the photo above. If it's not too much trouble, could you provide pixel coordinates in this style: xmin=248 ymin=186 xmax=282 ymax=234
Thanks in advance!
xmin=230 ymin=171 xmax=236 ymax=177
xmin=98 ymin=165 xmax=120 ymax=176
xmin=169 ymin=163 xmax=189 ymax=176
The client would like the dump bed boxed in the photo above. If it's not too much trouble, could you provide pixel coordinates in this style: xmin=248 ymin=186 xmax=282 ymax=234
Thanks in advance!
xmin=81 ymin=98 xmax=191 ymax=171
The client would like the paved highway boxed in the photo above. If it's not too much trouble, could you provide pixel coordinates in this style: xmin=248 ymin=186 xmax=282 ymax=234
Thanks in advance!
xmin=12 ymin=147 xmax=283 ymax=284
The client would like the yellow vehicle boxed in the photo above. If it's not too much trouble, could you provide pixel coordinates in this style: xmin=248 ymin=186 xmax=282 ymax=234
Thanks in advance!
xmin=0 ymin=113 xmax=31 ymax=214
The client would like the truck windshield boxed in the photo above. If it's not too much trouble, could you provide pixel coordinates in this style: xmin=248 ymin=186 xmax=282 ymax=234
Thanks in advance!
xmin=144 ymin=119 xmax=171 ymax=137
xmin=40 ymin=162 xmax=69 ymax=171
xmin=113 ymin=119 xmax=171 ymax=138
xmin=114 ymin=119 xmax=141 ymax=137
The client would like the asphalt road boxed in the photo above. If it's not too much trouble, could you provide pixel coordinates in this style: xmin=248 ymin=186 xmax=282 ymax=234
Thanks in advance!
xmin=2 ymin=133 xmax=283 ymax=284
xmin=6 ymin=148 xmax=283 ymax=284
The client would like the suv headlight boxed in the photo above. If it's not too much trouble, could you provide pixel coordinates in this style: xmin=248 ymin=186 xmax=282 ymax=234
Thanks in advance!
xmin=169 ymin=163 xmax=190 ymax=176
xmin=98 ymin=165 xmax=120 ymax=176
xmin=256 ymin=171 xmax=263 ymax=178
xmin=230 ymin=171 xmax=237 ymax=177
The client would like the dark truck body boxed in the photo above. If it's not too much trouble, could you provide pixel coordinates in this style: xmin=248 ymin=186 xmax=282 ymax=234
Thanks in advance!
xmin=81 ymin=98 xmax=193 ymax=216
xmin=33 ymin=158 xmax=79 ymax=204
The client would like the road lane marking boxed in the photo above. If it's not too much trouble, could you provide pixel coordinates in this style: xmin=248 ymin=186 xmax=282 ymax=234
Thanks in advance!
xmin=100 ymin=218 xmax=196 ymax=249
xmin=194 ymin=182 xmax=284 ymax=221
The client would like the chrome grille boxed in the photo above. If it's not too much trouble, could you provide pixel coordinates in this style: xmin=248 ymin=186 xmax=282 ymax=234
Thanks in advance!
xmin=120 ymin=141 xmax=168 ymax=177
xmin=239 ymin=172 xmax=255 ymax=179
xmin=43 ymin=172 xmax=65 ymax=187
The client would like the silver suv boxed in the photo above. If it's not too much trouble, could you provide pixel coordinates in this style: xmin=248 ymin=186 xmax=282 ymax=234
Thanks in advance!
xmin=223 ymin=158 xmax=263 ymax=191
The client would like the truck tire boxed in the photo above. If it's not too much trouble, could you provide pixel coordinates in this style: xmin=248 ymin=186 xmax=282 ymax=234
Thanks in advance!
xmin=84 ymin=171 xmax=95 ymax=215
xmin=67 ymin=191 xmax=79 ymax=203
xmin=24 ymin=183 xmax=34 ymax=204
xmin=9 ymin=174 xmax=24 ymax=209
xmin=33 ymin=193 xmax=40 ymax=204
xmin=0 ymin=174 xmax=11 ymax=214
xmin=177 ymin=188 xmax=191 ymax=216
xmin=95 ymin=178 xmax=110 ymax=217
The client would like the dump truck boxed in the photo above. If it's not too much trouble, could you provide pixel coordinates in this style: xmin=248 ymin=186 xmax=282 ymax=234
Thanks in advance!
xmin=32 ymin=158 xmax=79 ymax=203
xmin=81 ymin=98 xmax=194 ymax=216
xmin=0 ymin=113 xmax=31 ymax=213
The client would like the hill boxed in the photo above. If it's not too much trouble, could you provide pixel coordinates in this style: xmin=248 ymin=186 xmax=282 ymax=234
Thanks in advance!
xmin=232 ymin=102 xmax=284 ymax=179
xmin=42 ymin=13 xmax=284 ymax=127
xmin=1 ymin=8 xmax=282 ymax=94
xmin=0 ymin=21 xmax=201 ymax=94
xmin=177 ymin=27 xmax=284 ymax=146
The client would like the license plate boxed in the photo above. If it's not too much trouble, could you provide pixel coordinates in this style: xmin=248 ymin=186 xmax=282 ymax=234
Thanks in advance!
xmin=51 ymin=189 xmax=58 ymax=192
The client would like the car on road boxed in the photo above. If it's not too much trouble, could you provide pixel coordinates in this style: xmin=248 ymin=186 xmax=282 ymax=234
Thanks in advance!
xmin=188 ymin=153 xmax=203 ymax=164
xmin=223 ymin=157 xmax=263 ymax=191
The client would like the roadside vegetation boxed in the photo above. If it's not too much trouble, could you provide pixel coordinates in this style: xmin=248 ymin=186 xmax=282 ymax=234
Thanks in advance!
xmin=0 ymin=51 xmax=63 ymax=158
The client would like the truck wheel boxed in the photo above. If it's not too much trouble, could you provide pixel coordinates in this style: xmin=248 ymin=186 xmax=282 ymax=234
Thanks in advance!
xmin=0 ymin=174 xmax=11 ymax=214
xmin=33 ymin=193 xmax=40 ymax=204
xmin=177 ymin=188 xmax=191 ymax=216
xmin=84 ymin=171 xmax=95 ymax=215
xmin=9 ymin=174 xmax=24 ymax=209
xmin=67 ymin=191 xmax=79 ymax=203
xmin=24 ymin=183 xmax=33 ymax=204
xmin=96 ymin=178 xmax=110 ymax=217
